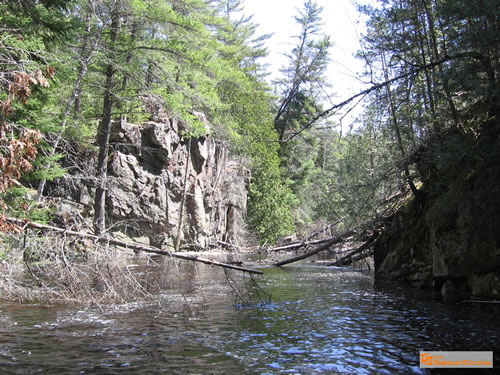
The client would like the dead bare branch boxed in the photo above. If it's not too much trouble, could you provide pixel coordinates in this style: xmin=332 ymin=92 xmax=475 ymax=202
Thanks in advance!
xmin=326 ymin=233 xmax=379 ymax=267
xmin=275 ymin=229 xmax=356 ymax=267
xmin=5 ymin=217 xmax=263 ymax=275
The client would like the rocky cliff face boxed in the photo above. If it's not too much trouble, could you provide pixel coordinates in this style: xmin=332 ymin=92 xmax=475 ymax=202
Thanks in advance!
xmin=48 ymin=114 xmax=250 ymax=250
xmin=375 ymin=126 xmax=500 ymax=301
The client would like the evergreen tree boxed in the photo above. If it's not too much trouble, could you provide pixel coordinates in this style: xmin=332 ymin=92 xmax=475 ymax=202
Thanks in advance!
xmin=211 ymin=0 xmax=271 ymax=77
xmin=311 ymin=0 xmax=500 ymax=228
xmin=207 ymin=0 xmax=296 ymax=242
xmin=274 ymin=0 xmax=331 ymax=142
xmin=0 ymin=0 xmax=308 ymax=243
xmin=85 ymin=0 xmax=234 ymax=234
xmin=0 ymin=0 xmax=74 ymax=219
xmin=269 ymin=0 xmax=332 ymax=233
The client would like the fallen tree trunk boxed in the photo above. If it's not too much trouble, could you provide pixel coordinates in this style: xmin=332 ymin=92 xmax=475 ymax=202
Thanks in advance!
xmin=275 ymin=229 xmax=355 ymax=267
xmin=267 ymin=237 xmax=336 ymax=252
xmin=268 ymin=219 xmax=348 ymax=252
xmin=6 ymin=217 xmax=263 ymax=275
xmin=217 ymin=240 xmax=254 ymax=252
xmin=326 ymin=234 xmax=378 ymax=267
xmin=329 ymin=248 xmax=375 ymax=267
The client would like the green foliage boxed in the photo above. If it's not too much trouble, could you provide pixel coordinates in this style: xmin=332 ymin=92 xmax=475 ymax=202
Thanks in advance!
xmin=0 ymin=0 xmax=298 ymax=242
xmin=0 ymin=0 xmax=75 ymax=217
xmin=28 ymin=153 xmax=66 ymax=182
xmin=0 ymin=187 xmax=53 ymax=223
xmin=0 ymin=0 xmax=370 ymax=240
xmin=305 ymin=0 xmax=500 ymax=230
xmin=211 ymin=0 xmax=271 ymax=77
xmin=248 ymin=169 xmax=296 ymax=243
xmin=273 ymin=0 xmax=331 ymax=141
xmin=215 ymin=69 xmax=296 ymax=243
xmin=359 ymin=0 xmax=500 ymax=133
xmin=266 ymin=0 xmax=333 ymax=233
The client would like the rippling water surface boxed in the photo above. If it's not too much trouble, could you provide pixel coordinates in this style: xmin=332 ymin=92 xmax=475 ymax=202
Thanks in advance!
xmin=1 ymin=258 xmax=499 ymax=374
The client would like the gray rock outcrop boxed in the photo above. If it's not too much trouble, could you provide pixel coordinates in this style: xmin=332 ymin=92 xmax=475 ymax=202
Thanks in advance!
xmin=48 ymin=114 xmax=250 ymax=250
xmin=374 ymin=127 xmax=500 ymax=301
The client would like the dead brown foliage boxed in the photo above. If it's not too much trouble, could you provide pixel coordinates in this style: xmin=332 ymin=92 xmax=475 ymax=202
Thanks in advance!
xmin=0 ymin=67 xmax=54 ymax=229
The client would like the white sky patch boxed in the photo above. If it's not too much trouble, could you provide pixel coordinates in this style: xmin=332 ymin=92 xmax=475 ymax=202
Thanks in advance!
xmin=243 ymin=0 xmax=373 ymax=127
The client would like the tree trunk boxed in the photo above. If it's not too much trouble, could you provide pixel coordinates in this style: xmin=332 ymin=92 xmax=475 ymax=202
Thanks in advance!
xmin=6 ymin=217 xmax=263 ymax=275
xmin=275 ymin=229 xmax=355 ymax=267
xmin=37 ymin=15 xmax=102 ymax=200
xmin=94 ymin=10 xmax=120 ymax=236
xmin=412 ymin=4 xmax=436 ymax=117
xmin=422 ymin=0 xmax=459 ymax=127
xmin=175 ymin=138 xmax=191 ymax=251
xmin=381 ymin=53 xmax=420 ymax=199
xmin=121 ymin=20 xmax=137 ymax=92
xmin=326 ymin=235 xmax=378 ymax=267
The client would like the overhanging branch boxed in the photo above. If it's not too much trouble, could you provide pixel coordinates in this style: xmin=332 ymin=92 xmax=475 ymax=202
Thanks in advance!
xmin=282 ymin=52 xmax=481 ymax=143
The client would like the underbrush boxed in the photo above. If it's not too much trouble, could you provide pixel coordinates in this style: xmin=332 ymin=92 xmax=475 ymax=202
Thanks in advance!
xmin=0 ymin=231 xmax=173 ymax=307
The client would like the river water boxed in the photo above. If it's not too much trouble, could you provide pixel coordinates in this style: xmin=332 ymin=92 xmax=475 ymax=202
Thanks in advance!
xmin=0 ymin=256 xmax=499 ymax=374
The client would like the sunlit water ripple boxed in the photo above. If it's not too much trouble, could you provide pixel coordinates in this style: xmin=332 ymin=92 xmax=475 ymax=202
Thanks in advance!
xmin=1 ymin=260 xmax=499 ymax=374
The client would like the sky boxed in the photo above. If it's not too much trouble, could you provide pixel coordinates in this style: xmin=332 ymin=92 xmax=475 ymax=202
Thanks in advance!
xmin=242 ymin=0 xmax=371 ymax=125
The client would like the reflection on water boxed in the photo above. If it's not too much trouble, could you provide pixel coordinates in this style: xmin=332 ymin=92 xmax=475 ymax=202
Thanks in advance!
xmin=1 ymin=257 xmax=499 ymax=374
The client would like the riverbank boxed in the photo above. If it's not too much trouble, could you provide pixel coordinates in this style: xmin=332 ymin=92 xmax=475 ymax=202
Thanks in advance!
xmin=374 ymin=125 xmax=500 ymax=302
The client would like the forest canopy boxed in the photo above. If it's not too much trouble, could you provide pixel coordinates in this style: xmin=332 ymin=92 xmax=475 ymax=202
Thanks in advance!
xmin=1 ymin=0 xmax=498 ymax=243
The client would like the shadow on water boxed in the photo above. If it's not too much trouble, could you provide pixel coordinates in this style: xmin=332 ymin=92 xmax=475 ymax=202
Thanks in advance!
xmin=1 ymin=257 xmax=499 ymax=374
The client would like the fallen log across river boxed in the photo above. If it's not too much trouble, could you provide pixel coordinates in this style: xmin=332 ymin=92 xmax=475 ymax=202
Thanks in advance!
xmin=274 ymin=229 xmax=356 ymax=267
xmin=267 ymin=237 xmax=336 ymax=252
xmin=326 ymin=235 xmax=378 ymax=267
xmin=5 ymin=217 xmax=263 ymax=275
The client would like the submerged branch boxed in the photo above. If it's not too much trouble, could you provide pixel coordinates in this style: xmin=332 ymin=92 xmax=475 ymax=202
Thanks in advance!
xmin=303 ymin=218 xmax=344 ymax=242
xmin=266 ymin=219 xmax=345 ymax=252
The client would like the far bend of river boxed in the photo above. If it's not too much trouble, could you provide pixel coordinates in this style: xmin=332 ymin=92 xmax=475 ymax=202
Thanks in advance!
xmin=1 ymin=254 xmax=499 ymax=374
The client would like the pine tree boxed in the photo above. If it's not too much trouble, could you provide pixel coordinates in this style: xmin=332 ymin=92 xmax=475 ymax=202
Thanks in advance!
xmin=0 ymin=0 xmax=73 ymax=220
xmin=211 ymin=0 xmax=271 ymax=77
xmin=274 ymin=0 xmax=331 ymax=142
xmin=268 ymin=0 xmax=332 ymax=232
